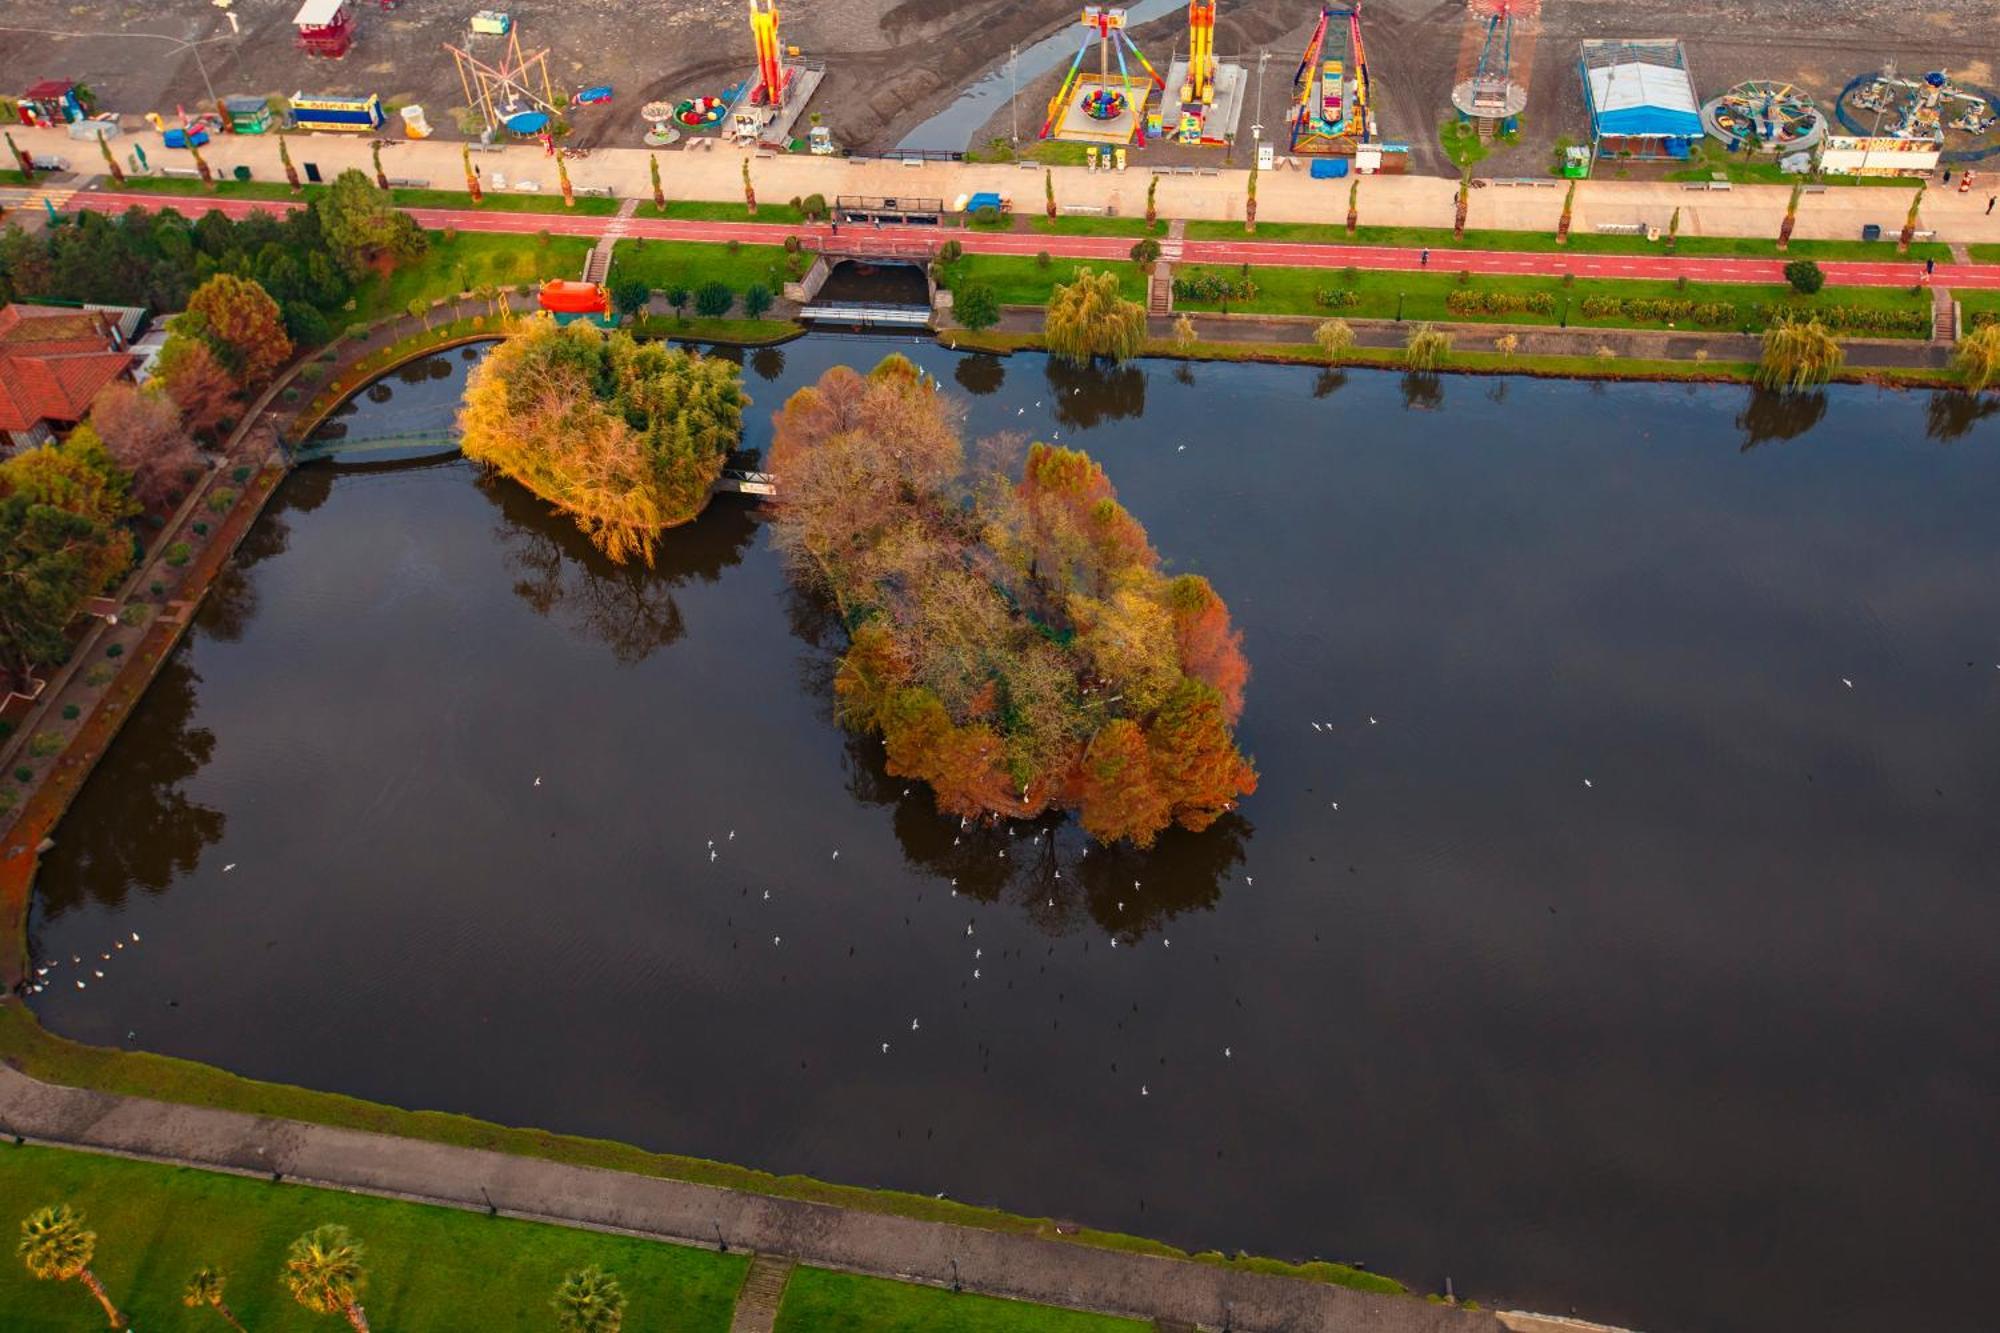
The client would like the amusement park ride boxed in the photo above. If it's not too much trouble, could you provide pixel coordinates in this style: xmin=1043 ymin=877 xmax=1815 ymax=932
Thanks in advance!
xmin=445 ymin=24 xmax=563 ymax=139
xmin=1156 ymin=0 xmax=1248 ymax=146
xmin=1289 ymin=3 xmax=1374 ymax=155
xmin=1449 ymin=0 xmax=1536 ymax=134
xmin=1699 ymin=80 xmax=1825 ymax=156
xmin=1040 ymin=7 xmax=1165 ymax=146
xmin=1846 ymin=64 xmax=1996 ymax=142
xmin=720 ymin=0 xmax=827 ymax=149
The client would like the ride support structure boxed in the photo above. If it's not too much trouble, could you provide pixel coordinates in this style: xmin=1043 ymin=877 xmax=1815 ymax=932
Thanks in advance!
xmin=1040 ymin=6 xmax=1165 ymax=145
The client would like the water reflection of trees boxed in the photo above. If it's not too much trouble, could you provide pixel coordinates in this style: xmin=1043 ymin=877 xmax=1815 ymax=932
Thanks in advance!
xmin=953 ymin=353 xmax=1005 ymax=397
xmin=750 ymin=346 xmax=787 ymax=382
xmin=480 ymin=474 xmax=758 ymax=665
xmin=198 ymin=466 xmax=335 ymax=642
xmin=1045 ymin=357 xmax=1146 ymax=429
xmin=1736 ymin=388 xmax=1827 ymax=450
xmin=1400 ymin=371 xmax=1443 ymax=411
xmin=1923 ymin=389 xmax=2000 ymax=442
xmin=35 ymin=654 xmax=224 ymax=919
xmin=1312 ymin=368 xmax=1347 ymax=400
xmin=784 ymin=585 xmax=1245 ymax=940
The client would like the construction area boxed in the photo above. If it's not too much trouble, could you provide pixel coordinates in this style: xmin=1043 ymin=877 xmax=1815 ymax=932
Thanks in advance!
xmin=0 ymin=0 xmax=1993 ymax=177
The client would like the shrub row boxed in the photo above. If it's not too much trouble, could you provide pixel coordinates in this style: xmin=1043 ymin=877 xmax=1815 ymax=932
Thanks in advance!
xmin=1173 ymin=274 xmax=1259 ymax=302
xmin=1753 ymin=304 xmax=1930 ymax=336
xmin=1314 ymin=289 xmax=1361 ymax=309
xmin=1576 ymin=296 xmax=1739 ymax=326
xmin=1444 ymin=289 xmax=1558 ymax=316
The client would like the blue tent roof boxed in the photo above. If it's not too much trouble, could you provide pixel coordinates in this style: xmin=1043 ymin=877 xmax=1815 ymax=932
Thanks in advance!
xmin=1581 ymin=44 xmax=1701 ymax=139
xmin=1592 ymin=103 xmax=1702 ymax=137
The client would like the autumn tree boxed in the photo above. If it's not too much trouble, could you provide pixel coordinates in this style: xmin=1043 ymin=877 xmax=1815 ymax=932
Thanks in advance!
xmin=84 ymin=386 xmax=203 ymax=510
xmin=178 ymin=273 xmax=293 ymax=390
xmin=459 ymin=318 xmax=746 ymax=564
xmin=0 ymin=433 xmax=135 ymax=681
xmin=1148 ymin=677 xmax=1257 ymax=832
xmin=1043 ymin=268 xmax=1145 ymax=366
xmin=1164 ymin=573 xmax=1248 ymax=721
xmin=1079 ymin=720 xmax=1172 ymax=845
xmin=153 ymin=336 xmax=238 ymax=441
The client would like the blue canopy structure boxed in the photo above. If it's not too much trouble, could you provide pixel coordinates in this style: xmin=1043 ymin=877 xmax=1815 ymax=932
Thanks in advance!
xmin=1579 ymin=39 xmax=1701 ymax=158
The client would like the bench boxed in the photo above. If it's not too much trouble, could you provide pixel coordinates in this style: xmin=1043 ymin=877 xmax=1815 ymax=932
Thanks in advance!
xmin=386 ymin=177 xmax=430 ymax=188
xmin=1594 ymin=222 xmax=1647 ymax=235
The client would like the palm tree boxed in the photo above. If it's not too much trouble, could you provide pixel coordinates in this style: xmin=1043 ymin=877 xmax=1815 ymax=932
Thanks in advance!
xmin=1245 ymin=153 xmax=1258 ymax=233
xmin=1346 ymin=177 xmax=1359 ymax=234
xmin=97 ymin=132 xmax=124 ymax=184
xmin=741 ymin=157 xmax=756 ymax=214
xmin=557 ymin=151 xmax=574 ymax=208
xmin=1778 ymin=181 xmax=1802 ymax=251
xmin=1666 ymin=205 xmax=1680 ymax=251
xmin=279 ymin=133 xmax=301 ymax=192
xmin=190 ymin=139 xmax=213 ymax=187
xmin=184 ymin=1266 xmax=248 ymax=1330
xmin=1144 ymin=173 xmax=1157 ymax=226
xmin=552 ymin=1265 xmax=625 ymax=1333
xmin=6 ymin=130 xmax=35 ymax=179
xmin=18 ymin=1204 xmax=125 ymax=1327
xmin=283 ymin=1223 xmax=370 ymax=1330
xmin=1044 ymin=167 xmax=1056 ymax=221
xmin=371 ymin=141 xmax=388 ymax=191
xmin=1557 ymin=178 xmax=1577 ymax=245
xmin=1899 ymin=184 xmax=1923 ymax=253
xmin=464 ymin=143 xmax=483 ymax=203
xmin=650 ymin=152 xmax=665 ymax=210
xmin=1454 ymin=165 xmax=1471 ymax=238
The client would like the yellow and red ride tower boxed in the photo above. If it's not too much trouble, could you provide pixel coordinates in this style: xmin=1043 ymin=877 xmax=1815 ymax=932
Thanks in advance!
xmin=1182 ymin=0 xmax=1216 ymax=108
xmin=748 ymin=0 xmax=792 ymax=106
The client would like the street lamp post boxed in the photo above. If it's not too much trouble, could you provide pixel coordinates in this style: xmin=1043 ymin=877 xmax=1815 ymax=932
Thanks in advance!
xmin=949 ymin=1257 xmax=961 ymax=1294
xmin=1010 ymin=45 xmax=1020 ymax=145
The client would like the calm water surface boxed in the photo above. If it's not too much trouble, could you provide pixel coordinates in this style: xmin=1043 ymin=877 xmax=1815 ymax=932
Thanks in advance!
xmin=28 ymin=337 xmax=2000 ymax=1333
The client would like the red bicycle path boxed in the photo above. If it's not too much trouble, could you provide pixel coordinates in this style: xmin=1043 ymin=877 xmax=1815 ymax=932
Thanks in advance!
xmin=70 ymin=190 xmax=2000 ymax=289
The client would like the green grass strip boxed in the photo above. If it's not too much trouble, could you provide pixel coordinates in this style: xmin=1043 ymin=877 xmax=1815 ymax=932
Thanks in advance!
xmin=1183 ymin=220 xmax=1954 ymax=262
xmin=0 ymin=1141 xmax=748 ymax=1331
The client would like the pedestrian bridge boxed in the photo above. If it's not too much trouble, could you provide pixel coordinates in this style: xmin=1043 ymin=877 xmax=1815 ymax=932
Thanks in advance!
xmin=798 ymin=301 xmax=933 ymax=328
xmin=291 ymin=432 xmax=776 ymax=496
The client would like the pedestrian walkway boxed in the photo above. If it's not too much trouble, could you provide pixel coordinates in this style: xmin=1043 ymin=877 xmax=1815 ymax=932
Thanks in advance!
xmin=729 ymin=1254 xmax=795 ymax=1333
xmin=0 ymin=1065 xmax=1491 ymax=1333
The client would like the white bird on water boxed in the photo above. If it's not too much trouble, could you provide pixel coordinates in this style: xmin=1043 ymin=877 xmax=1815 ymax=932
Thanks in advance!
xmin=882 ymin=1042 xmax=891 ymax=1053
xmin=1330 ymin=801 xmax=1340 ymax=811
xmin=223 ymin=864 xmax=237 ymax=873
xmin=728 ymin=830 xmax=736 ymax=841
xmin=832 ymin=850 xmax=840 ymax=860
xmin=1224 ymin=1046 xmax=1232 ymax=1058
xmin=911 ymin=1018 xmax=920 ymax=1031
xmin=1311 ymin=722 xmax=1323 ymax=732
xmin=1368 ymin=716 xmax=1379 ymax=725
xmin=773 ymin=936 xmax=782 ymax=946
xmin=533 ymin=776 xmax=541 ymax=787
xmin=1842 ymin=678 xmax=1854 ymax=688
xmin=1176 ymin=444 xmax=1186 ymax=452
xmin=1583 ymin=779 xmax=1593 ymax=789
xmin=762 ymin=889 xmax=771 ymax=900
xmin=1141 ymin=1084 xmax=1149 ymax=1097
xmin=130 ymin=932 xmax=139 ymax=942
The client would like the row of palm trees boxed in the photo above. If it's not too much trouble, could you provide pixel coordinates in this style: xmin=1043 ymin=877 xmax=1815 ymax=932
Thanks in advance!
xmin=20 ymin=1203 xmax=631 ymax=1330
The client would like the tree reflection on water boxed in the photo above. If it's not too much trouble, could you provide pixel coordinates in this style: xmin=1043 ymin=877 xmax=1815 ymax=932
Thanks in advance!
xmin=1736 ymin=387 xmax=1828 ymax=450
xmin=1045 ymin=356 xmax=1147 ymax=429
xmin=481 ymin=472 xmax=759 ymax=666
xmin=31 ymin=654 xmax=224 ymax=920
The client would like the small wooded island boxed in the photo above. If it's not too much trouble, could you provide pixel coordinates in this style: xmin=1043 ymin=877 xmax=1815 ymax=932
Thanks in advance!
xmin=769 ymin=355 xmax=1256 ymax=846
xmin=458 ymin=324 xmax=1253 ymax=845
xmin=458 ymin=319 xmax=748 ymax=565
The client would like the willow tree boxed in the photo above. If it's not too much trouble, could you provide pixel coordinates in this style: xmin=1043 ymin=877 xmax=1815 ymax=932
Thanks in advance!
xmin=1757 ymin=318 xmax=1843 ymax=391
xmin=1044 ymin=268 xmax=1145 ymax=365
xmin=1949 ymin=321 xmax=2000 ymax=393
xmin=459 ymin=318 xmax=747 ymax=564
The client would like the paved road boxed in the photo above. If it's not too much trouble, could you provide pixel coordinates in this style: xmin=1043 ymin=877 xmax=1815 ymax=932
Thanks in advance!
xmin=64 ymin=190 xmax=2000 ymax=290
xmin=0 ymin=1063 xmax=1494 ymax=1333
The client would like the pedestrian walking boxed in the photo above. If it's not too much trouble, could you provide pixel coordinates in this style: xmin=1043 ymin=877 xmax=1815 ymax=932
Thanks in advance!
xmin=1926 ymin=257 xmax=1936 ymax=276
xmin=1988 ymin=194 xmax=1996 ymax=215
xmin=1420 ymin=247 xmax=1430 ymax=267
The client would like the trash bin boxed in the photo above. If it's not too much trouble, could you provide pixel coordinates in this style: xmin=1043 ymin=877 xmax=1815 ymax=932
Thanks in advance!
xmin=1861 ymin=223 xmax=1882 ymax=242
xmin=232 ymin=164 xmax=252 ymax=182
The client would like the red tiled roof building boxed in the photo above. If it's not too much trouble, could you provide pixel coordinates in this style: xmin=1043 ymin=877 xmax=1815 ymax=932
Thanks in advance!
xmin=0 ymin=305 xmax=135 ymax=452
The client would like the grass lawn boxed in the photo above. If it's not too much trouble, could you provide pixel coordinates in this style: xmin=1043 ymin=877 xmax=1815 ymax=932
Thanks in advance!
xmin=610 ymin=239 xmax=798 ymax=296
xmin=773 ymin=1267 xmax=1147 ymax=1333
xmin=1439 ymin=120 xmax=1489 ymax=169
xmin=948 ymin=255 xmax=1145 ymax=304
xmin=1183 ymin=219 xmax=1955 ymax=262
xmin=2 ymin=167 xmax=29 ymax=186
xmin=101 ymin=176 xmax=621 ymax=215
xmin=349 ymin=231 xmax=593 ymax=324
xmin=1970 ymin=244 xmax=2000 ymax=263
xmin=1959 ymin=290 xmax=2000 ymax=326
xmin=0 ymin=1143 xmax=747 ymax=1332
xmin=1031 ymin=215 xmax=1165 ymax=238
xmin=1170 ymin=262 xmax=1930 ymax=334
xmin=643 ymin=200 xmax=808 ymax=225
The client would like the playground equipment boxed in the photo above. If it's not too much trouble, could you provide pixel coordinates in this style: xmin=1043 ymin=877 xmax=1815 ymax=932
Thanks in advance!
xmin=1040 ymin=6 xmax=1165 ymax=145
xmin=720 ymin=0 xmax=826 ymax=148
xmin=222 ymin=95 xmax=273 ymax=133
xmin=446 ymin=25 xmax=563 ymax=139
xmin=1449 ymin=0 xmax=1537 ymax=132
xmin=676 ymin=95 xmax=728 ymax=128
xmin=400 ymin=104 xmax=433 ymax=137
xmin=1700 ymin=79 xmax=1824 ymax=154
xmin=539 ymin=280 xmax=611 ymax=326
xmin=642 ymin=100 xmax=681 ymax=145
xmin=1289 ymin=3 xmax=1373 ymax=155
xmin=15 ymin=80 xmax=89 ymax=126
xmin=1841 ymin=64 xmax=1996 ymax=144
xmin=293 ymin=0 xmax=356 ymax=58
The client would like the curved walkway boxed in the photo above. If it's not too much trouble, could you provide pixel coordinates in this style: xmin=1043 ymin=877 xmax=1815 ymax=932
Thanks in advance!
xmin=66 ymin=190 xmax=2000 ymax=290
xmin=0 ymin=1065 xmax=1493 ymax=1333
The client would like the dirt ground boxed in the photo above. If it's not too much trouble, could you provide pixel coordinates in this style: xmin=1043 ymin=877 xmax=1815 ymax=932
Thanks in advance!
xmin=1 ymin=0 xmax=1996 ymax=169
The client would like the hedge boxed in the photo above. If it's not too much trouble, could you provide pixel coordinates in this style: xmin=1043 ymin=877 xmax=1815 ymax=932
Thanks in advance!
xmin=1173 ymin=274 xmax=1259 ymax=302
xmin=1314 ymin=289 xmax=1361 ymax=309
xmin=1445 ymin=289 xmax=1558 ymax=317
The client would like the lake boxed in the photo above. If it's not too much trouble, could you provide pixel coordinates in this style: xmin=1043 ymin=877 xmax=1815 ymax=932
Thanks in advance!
xmin=27 ymin=335 xmax=2000 ymax=1333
